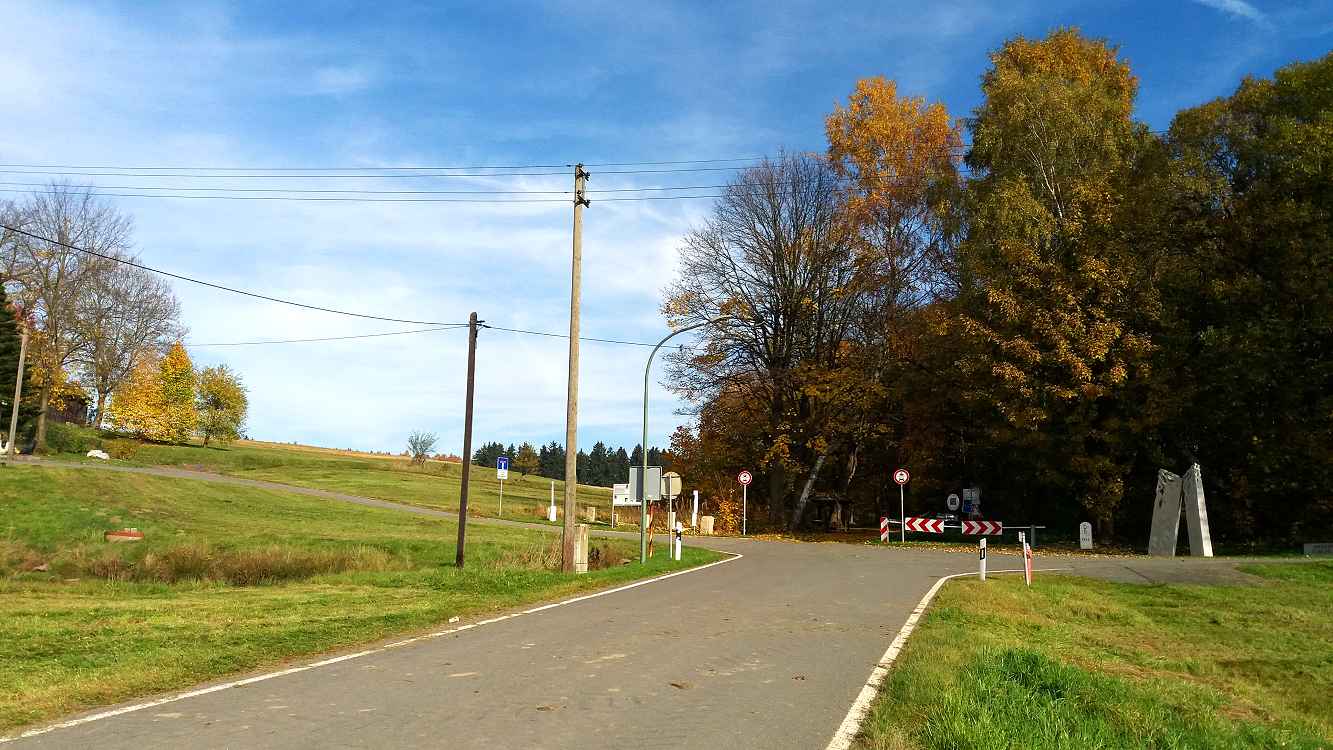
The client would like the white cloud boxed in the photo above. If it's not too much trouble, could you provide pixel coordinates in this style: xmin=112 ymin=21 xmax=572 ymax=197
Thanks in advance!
xmin=1191 ymin=0 xmax=1270 ymax=25
xmin=312 ymin=65 xmax=377 ymax=95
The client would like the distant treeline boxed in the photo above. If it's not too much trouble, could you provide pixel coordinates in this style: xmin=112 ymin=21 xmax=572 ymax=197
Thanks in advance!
xmin=471 ymin=440 xmax=670 ymax=487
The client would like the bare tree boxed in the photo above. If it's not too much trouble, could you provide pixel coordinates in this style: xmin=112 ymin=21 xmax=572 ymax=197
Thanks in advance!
xmin=407 ymin=431 xmax=437 ymax=466
xmin=662 ymin=154 xmax=864 ymax=527
xmin=76 ymin=262 xmax=184 ymax=426
xmin=4 ymin=184 xmax=131 ymax=449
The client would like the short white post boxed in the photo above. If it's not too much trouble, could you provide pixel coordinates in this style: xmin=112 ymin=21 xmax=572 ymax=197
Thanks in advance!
xmin=1079 ymin=521 xmax=1093 ymax=550
xmin=672 ymin=522 xmax=682 ymax=561
xmin=979 ymin=537 xmax=987 ymax=582
xmin=691 ymin=490 xmax=699 ymax=528
xmin=1021 ymin=533 xmax=1033 ymax=587
xmin=548 ymin=481 xmax=557 ymax=523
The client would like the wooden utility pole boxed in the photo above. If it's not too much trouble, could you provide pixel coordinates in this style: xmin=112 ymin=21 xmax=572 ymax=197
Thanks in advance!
xmin=561 ymin=164 xmax=589 ymax=572
xmin=4 ymin=325 xmax=28 ymax=456
xmin=455 ymin=311 xmax=479 ymax=568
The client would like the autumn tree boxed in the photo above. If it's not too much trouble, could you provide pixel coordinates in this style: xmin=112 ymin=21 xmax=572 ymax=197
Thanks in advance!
xmin=157 ymin=342 xmax=197 ymax=443
xmin=197 ymin=364 xmax=247 ymax=445
xmin=4 ymin=184 xmax=129 ymax=450
xmin=77 ymin=262 xmax=184 ymax=427
xmin=513 ymin=441 xmax=539 ymax=478
xmin=1154 ymin=51 xmax=1333 ymax=542
xmin=664 ymin=154 xmax=862 ymax=528
xmin=103 ymin=351 xmax=163 ymax=439
xmin=951 ymin=29 xmax=1163 ymax=534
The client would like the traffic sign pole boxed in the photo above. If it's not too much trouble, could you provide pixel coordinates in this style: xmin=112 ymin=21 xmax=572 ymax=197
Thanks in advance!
xmin=898 ymin=483 xmax=905 ymax=543
xmin=499 ymin=479 xmax=504 ymax=516
xmin=737 ymin=470 xmax=752 ymax=537
xmin=893 ymin=469 xmax=910 ymax=543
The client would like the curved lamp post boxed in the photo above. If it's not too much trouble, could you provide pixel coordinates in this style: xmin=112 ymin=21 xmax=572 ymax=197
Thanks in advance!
xmin=640 ymin=315 xmax=732 ymax=563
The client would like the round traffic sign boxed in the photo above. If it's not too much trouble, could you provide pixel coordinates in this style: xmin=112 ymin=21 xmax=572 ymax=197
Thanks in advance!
xmin=737 ymin=470 xmax=753 ymax=486
xmin=946 ymin=493 xmax=960 ymax=511
xmin=893 ymin=468 xmax=911 ymax=486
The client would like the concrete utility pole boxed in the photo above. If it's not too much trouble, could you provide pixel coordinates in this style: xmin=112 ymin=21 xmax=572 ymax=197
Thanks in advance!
xmin=561 ymin=164 xmax=590 ymax=573
xmin=455 ymin=312 xmax=479 ymax=568
xmin=4 ymin=325 xmax=28 ymax=456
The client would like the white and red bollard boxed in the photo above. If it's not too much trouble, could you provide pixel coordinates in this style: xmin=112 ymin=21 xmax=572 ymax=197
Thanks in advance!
xmin=880 ymin=517 xmax=890 ymax=543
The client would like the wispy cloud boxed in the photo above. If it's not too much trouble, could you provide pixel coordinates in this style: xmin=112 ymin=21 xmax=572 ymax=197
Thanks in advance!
xmin=1191 ymin=0 xmax=1270 ymax=26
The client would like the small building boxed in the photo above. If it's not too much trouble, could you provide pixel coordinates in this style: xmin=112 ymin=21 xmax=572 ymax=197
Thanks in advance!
xmin=49 ymin=392 xmax=89 ymax=426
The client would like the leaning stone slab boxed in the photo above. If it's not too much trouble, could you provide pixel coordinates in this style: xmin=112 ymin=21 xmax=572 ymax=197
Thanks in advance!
xmin=1148 ymin=469 xmax=1182 ymax=557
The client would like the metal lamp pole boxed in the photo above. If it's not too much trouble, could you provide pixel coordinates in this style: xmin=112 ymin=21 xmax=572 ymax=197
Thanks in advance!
xmin=640 ymin=316 xmax=732 ymax=564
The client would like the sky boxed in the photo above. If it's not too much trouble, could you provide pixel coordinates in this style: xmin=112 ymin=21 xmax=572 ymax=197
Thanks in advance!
xmin=0 ymin=0 xmax=1328 ymax=457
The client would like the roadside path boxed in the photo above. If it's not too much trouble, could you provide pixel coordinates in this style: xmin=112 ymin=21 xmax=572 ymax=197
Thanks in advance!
xmin=3 ymin=458 xmax=1285 ymax=748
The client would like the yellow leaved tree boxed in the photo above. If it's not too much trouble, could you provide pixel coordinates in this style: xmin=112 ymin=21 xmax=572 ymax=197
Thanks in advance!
xmin=105 ymin=342 xmax=198 ymax=443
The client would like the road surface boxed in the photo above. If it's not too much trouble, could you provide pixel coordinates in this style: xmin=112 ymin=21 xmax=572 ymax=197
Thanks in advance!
xmin=3 ymin=459 xmax=1272 ymax=748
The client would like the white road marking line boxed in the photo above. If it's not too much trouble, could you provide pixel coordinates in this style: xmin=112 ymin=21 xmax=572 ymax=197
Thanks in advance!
xmin=823 ymin=567 xmax=1070 ymax=750
xmin=1 ymin=552 xmax=742 ymax=744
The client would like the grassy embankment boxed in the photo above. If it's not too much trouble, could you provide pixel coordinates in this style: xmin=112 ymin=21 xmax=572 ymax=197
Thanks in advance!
xmin=855 ymin=563 xmax=1333 ymax=749
xmin=0 ymin=463 xmax=722 ymax=733
xmin=51 ymin=433 xmax=636 ymax=526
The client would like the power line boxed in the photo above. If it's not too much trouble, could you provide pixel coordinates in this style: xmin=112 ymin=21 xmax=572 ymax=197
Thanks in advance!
xmin=0 ymin=224 xmax=468 ymax=325
xmin=0 ymin=188 xmax=733 ymax=203
xmin=0 ymin=165 xmax=760 ymax=180
xmin=186 ymin=325 xmax=469 ymax=347
xmin=0 ymin=157 xmax=767 ymax=172
xmin=482 ymin=324 xmax=698 ymax=349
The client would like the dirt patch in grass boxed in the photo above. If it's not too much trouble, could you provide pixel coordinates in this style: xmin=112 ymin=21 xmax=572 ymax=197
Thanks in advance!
xmin=6 ymin=541 xmax=403 ymax=585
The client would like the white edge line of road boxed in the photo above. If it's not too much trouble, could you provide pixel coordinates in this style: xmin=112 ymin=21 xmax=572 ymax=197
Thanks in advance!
xmin=823 ymin=566 xmax=1072 ymax=750
xmin=0 ymin=550 xmax=744 ymax=744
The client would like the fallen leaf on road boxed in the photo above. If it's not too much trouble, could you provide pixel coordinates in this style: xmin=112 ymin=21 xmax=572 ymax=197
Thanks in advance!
xmin=793 ymin=675 xmax=806 ymax=681
xmin=670 ymin=682 xmax=692 ymax=690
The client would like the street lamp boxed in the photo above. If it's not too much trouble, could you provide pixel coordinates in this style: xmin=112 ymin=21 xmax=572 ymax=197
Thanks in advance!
xmin=639 ymin=315 xmax=733 ymax=563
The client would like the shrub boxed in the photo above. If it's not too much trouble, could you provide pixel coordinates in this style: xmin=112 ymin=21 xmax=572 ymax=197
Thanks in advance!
xmin=104 ymin=439 xmax=141 ymax=460
xmin=43 ymin=422 xmax=100 ymax=455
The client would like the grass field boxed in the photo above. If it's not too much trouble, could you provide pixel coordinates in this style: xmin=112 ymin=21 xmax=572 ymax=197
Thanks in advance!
xmin=855 ymin=563 xmax=1333 ymax=749
xmin=0 ymin=463 xmax=722 ymax=733
xmin=54 ymin=434 xmax=636 ymax=526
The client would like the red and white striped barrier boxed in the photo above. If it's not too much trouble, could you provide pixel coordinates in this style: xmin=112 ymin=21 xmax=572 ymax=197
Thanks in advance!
xmin=879 ymin=517 xmax=890 ymax=542
xmin=960 ymin=520 xmax=1003 ymax=535
xmin=903 ymin=517 xmax=944 ymax=533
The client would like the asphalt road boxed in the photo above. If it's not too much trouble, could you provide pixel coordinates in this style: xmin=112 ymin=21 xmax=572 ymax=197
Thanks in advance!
xmin=4 ymin=459 xmax=1274 ymax=748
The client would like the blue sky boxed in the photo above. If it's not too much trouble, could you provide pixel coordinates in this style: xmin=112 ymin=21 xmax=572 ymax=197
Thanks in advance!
xmin=1 ymin=0 xmax=1328 ymax=456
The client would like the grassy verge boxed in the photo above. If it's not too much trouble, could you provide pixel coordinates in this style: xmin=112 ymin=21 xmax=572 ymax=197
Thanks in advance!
xmin=0 ymin=464 xmax=722 ymax=733
xmin=45 ymin=433 xmax=625 ymax=526
xmin=855 ymin=563 xmax=1333 ymax=749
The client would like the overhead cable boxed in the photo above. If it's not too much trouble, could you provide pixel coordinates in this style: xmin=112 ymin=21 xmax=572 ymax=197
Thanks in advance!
xmin=0 ymin=224 xmax=467 ymax=325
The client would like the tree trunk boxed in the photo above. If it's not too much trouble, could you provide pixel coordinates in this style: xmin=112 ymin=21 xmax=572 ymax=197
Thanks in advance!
xmin=34 ymin=385 xmax=51 ymax=453
xmin=787 ymin=454 xmax=827 ymax=531
xmin=94 ymin=392 xmax=108 ymax=429
xmin=767 ymin=463 xmax=787 ymax=527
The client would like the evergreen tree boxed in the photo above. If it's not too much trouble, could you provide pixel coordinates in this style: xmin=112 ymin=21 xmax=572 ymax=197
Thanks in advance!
xmin=611 ymin=447 xmax=631 ymax=485
xmin=539 ymin=441 xmax=566 ymax=480
xmin=472 ymin=441 xmax=505 ymax=467
xmin=588 ymin=441 xmax=611 ymax=486
xmin=630 ymin=444 xmax=643 ymax=466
